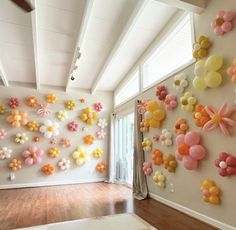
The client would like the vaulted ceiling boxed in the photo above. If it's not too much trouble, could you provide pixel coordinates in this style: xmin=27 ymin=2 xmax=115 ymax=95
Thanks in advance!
xmin=0 ymin=0 xmax=205 ymax=93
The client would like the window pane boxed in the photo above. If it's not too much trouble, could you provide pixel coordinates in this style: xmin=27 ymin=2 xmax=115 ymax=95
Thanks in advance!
xmin=115 ymin=71 xmax=139 ymax=106
xmin=143 ymin=14 xmax=193 ymax=88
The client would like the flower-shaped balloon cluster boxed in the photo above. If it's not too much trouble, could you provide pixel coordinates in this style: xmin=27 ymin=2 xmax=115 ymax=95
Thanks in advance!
xmin=163 ymin=154 xmax=177 ymax=173
xmin=0 ymin=104 xmax=5 ymax=115
xmin=227 ymin=58 xmax=236 ymax=83
xmin=57 ymin=110 xmax=68 ymax=121
xmin=37 ymin=104 xmax=51 ymax=117
xmin=40 ymin=120 xmax=59 ymax=138
xmin=33 ymin=136 xmax=40 ymax=142
xmin=137 ymin=100 xmax=147 ymax=114
xmin=50 ymin=137 xmax=57 ymax=145
xmin=67 ymin=121 xmax=79 ymax=131
xmin=0 ymin=147 xmax=12 ymax=160
xmin=142 ymin=162 xmax=153 ymax=176
xmin=192 ymin=104 xmax=210 ymax=128
xmin=200 ymin=179 xmax=221 ymax=205
xmin=96 ymin=129 xmax=106 ymax=140
xmin=211 ymin=11 xmax=236 ymax=36
xmin=203 ymin=103 xmax=236 ymax=136
xmin=92 ymin=148 xmax=103 ymax=159
xmin=152 ymin=148 xmax=163 ymax=165
xmin=60 ymin=138 xmax=71 ymax=148
xmin=7 ymin=110 xmax=28 ymax=128
xmin=65 ymin=100 xmax=76 ymax=110
xmin=0 ymin=128 xmax=7 ymax=140
xmin=144 ymin=100 xmax=165 ymax=128
xmin=80 ymin=107 xmax=98 ymax=125
xmin=9 ymin=159 xmax=22 ymax=171
xmin=22 ymin=146 xmax=44 ymax=165
xmin=193 ymin=55 xmax=223 ymax=90
xmin=153 ymin=171 xmax=166 ymax=188
xmin=94 ymin=102 xmax=103 ymax=112
xmin=83 ymin=135 xmax=94 ymax=145
xmin=8 ymin=97 xmax=20 ymax=108
xmin=160 ymin=129 xmax=173 ymax=147
xmin=192 ymin=36 xmax=211 ymax=59
xmin=173 ymin=73 xmax=188 ymax=93
xmin=97 ymin=118 xmax=108 ymax=129
xmin=215 ymin=152 xmax=236 ymax=177
xmin=142 ymin=137 xmax=152 ymax=152
xmin=156 ymin=85 xmax=168 ymax=101
xmin=72 ymin=147 xmax=90 ymax=166
xmin=96 ymin=162 xmax=106 ymax=173
xmin=27 ymin=120 xmax=40 ymax=132
xmin=174 ymin=118 xmax=189 ymax=134
xmin=175 ymin=131 xmax=207 ymax=170
xmin=164 ymin=94 xmax=178 ymax=111
xmin=180 ymin=92 xmax=197 ymax=112
xmin=57 ymin=158 xmax=71 ymax=171
xmin=15 ymin=132 xmax=28 ymax=144
xmin=140 ymin=119 xmax=149 ymax=132
xmin=46 ymin=94 xmax=57 ymax=104
xmin=42 ymin=164 xmax=54 ymax=175
xmin=25 ymin=97 xmax=39 ymax=108
xmin=48 ymin=147 xmax=60 ymax=158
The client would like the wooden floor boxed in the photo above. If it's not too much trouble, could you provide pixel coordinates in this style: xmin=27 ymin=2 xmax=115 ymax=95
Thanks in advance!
xmin=0 ymin=183 xmax=218 ymax=230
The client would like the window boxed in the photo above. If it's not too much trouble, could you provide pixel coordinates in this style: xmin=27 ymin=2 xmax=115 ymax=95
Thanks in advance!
xmin=142 ymin=13 xmax=193 ymax=89
xmin=115 ymin=71 xmax=139 ymax=106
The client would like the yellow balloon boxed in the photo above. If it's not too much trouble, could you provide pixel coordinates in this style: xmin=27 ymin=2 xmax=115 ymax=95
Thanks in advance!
xmin=194 ymin=60 xmax=206 ymax=76
xmin=209 ymin=195 xmax=220 ymax=205
xmin=205 ymin=72 xmax=222 ymax=88
xmin=209 ymin=186 xmax=220 ymax=196
xmin=205 ymin=55 xmax=223 ymax=71
xmin=193 ymin=76 xmax=207 ymax=90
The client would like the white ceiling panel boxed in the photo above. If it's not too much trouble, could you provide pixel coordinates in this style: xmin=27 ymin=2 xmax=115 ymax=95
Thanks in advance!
xmin=39 ymin=51 xmax=71 ymax=66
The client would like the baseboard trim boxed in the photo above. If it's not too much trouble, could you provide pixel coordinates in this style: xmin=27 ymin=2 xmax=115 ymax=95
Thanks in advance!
xmin=149 ymin=192 xmax=235 ymax=230
xmin=0 ymin=178 xmax=107 ymax=189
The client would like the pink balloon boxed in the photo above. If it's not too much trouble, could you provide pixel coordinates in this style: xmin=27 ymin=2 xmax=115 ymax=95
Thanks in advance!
xmin=184 ymin=131 xmax=200 ymax=146
xmin=226 ymin=156 xmax=236 ymax=166
xmin=203 ymin=189 xmax=210 ymax=196
xmin=22 ymin=150 xmax=31 ymax=158
xmin=175 ymin=134 xmax=185 ymax=145
xmin=219 ymin=168 xmax=228 ymax=177
xmin=189 ymin=145 xmax=206 ymax=160
xmin=222 ymin=21 xmax=232 ymax=32
xmin=217 ymin=10 xmax=225 ymax=18
xmin=223 ymin=11 xmax=235 ymax=21
xmin=214 ymin=27 xmax=224 ymax=36
xmin=227 ymin=166 xmax=236 ymax=175
xmin=34 ymin=157 xmax=42 ymax=164
xmin=183 ymin=156 xmax=198 ymax=170
xmin=25 ymin=158 xmax=33 ymax=165
xmin=219 ymin=152 xmax=228 ymax=161
xmin=170 ymin=101 xmax=177 ymax=107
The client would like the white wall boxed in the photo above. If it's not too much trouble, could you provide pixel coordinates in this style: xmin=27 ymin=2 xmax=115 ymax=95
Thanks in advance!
xmin=0 ymin=85 xmax=112 ymax=188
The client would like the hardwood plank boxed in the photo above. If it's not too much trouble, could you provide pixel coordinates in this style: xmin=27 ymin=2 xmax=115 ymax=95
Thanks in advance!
xmin=0 ymin=183 xmax=218 ymax=230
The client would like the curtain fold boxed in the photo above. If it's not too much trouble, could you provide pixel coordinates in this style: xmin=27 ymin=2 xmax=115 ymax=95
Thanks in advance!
xmin=133 ymin=100 xmax=148 ymax=200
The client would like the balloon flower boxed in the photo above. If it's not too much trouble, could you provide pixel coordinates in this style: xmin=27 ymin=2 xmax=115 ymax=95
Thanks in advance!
xmin=79 ymin=98 xmax=85 ymax=103
xmin=60 ymin=138 xmax=71 ymax=148
xmin=227 ymin=58 xmax=236 ymax=83
xmin=25 ymin=96 xmax=39 ymax=108
xmin=67 ymin=121 xmax=79 ymax=131
xmin=192 ymin=35 xmax=211 ymax=59
xmin=97 ymin=118 xmax=108 ymax=129
xmin=173 ymin=73 xmax=188 ymax=93
xmin=83 ymin=135 xmax=94 ymax=145
xmin=142 ymin=137 xmax=152 ymax=152
xmin=80 ymin=107 xmax=98 ymax=125
xmin=72 ymin=146 xmax=90 ymax=166
xmin=140 ymin=119 xmax=149 ymax=132
xmin=180 ymin=92 xmax=197 ymax=112
xmin=39 ymin=120 xmax=59 ymax=138
xmin=15 ymin=133 xmax=28 ymax=144
xmin=94 ymin=102 xmax=103 ymax=112
xmin=137 ymin=100 xmax=147 ymax=114
xmin=46 ymin=94 xmax=57 ymax=104
xmin=6 ymin=110 xmax=28 ymax=128
xmin=160 ymin=129 xmax=173 ymax=147
xmin=215 ymin=152 xmax=236 ymax=177
xmin=152 ymin=148 xmax=163 ymax=165
xmin=27 ymin=120 xmax=40 ymax=132
xmin=48 ymin=147 xmax=60 ymax=158
xmin=153 ymin=171 xmax=166 ymax=188
xmin=200 ymin=179 xmax=221 ymax=205
xmin=9 ymin=159 xmax=22 ymax=171
xmin=0 ymin=104 xmax=5 ymax=115
xmin=163 ymin=154 xmax=177 ymax=173
xmin=8 ymin=97 xmax=20 ymax=109
xmin=37 ymin=103 xmax=51 ymax=117
xmin=57 ymin=110 xmax=68 ymax=121
xmin=0 ymin=128 xmax=7 ymax=140
xmin=164 ymin=94 xmax=178 ymax=111
xmin=211 ymin=11 xmax=236 ymax=36
xmin=42 ymin=164 xmax=54 ymax=175
xmin=152 ymin=135 xmax=159 ymax=142
xmin=33 ymin=136 xmax=40 ymax=142
xmin=22 ymin=146 xmax=44 ymax=165
xmin=192 ymin=104 xmax=210 ymax=127
xmin=57 ymin=158 xmax=71 ymax=171
xmin=175 ymin=131 xmax=207 ymax=170
xmin=92 ymin=148 xmax=103 ymax=159
xmin=142 ymin=162 xmax=153 ymax=176
xmin=203 ymin=103 xmax=236 ymax=136
xmin=50 ymin=137 xmax=57 ymax=145
xmin=0 ymin=147 xmax=12 ymax=160
xmin=156 ymin=85 xmax=168 ymax=101
xmin=96 ymin=129 xmax=106 ymax=140
xmin=144 ymin=100 xmax=165 ymax=128
xmin=96 ymin=162 xmax=106 ymax=173
xmin=65 ymin=100 xmax=76 ymax=110
xmin=174 ymin=118 xmax=189 ymax=135
xmin=193 ymin=55 xmax=223 ymax=90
